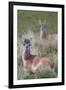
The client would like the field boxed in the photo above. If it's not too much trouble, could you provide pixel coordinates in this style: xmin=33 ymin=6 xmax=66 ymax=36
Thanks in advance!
xmin=17 ymin=10 xmax=58 ymax=80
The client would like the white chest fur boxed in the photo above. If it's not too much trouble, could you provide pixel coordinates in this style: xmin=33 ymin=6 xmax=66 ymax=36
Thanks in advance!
xmin=40 ymin=30 xmax=43 ymax=39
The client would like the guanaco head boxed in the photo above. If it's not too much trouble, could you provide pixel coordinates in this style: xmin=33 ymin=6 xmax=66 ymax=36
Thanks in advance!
xmin=39 ymin=19 xmax=46 ymax=31
xmin=23 ymin=37 xmax=32 ymax=60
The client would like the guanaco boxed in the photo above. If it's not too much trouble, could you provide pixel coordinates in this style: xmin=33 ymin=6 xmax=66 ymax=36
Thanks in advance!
xmin=39 ymin=19 xmax=47 ymax=39
xmin=22 ymin=37 xmax=54 ymax=73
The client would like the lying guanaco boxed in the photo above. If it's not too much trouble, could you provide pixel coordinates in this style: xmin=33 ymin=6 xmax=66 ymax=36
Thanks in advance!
xmin=22 ymin=37 xmax=54 ymax=73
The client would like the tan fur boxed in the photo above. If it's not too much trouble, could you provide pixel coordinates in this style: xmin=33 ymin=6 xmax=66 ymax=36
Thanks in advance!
xmin=23 ymin=55 xmax=54 ymax=72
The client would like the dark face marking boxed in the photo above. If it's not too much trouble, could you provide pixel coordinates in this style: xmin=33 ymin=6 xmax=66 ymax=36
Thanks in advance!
xmin=39 ymin=20 xmax=46 ymax=31
xmin=23 ymin=39 xmax=31 ymax=47
xmin=23 ymin=38 xmax=31 ymax=60
xmin=24 ymin=39 xmax=30 ymax=44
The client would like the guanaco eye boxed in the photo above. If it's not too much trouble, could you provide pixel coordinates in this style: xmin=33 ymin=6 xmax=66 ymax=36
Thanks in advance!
xmin=23 ymin=43 xmax=25 ymax=46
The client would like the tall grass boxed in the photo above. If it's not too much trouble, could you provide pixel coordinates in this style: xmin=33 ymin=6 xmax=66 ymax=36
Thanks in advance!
xmin=17 ymin=10 xmax=58 ymax=80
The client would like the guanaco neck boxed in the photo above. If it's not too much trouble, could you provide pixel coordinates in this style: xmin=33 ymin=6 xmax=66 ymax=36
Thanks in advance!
xmin=22 ymin=46 xmax=31 ymax=61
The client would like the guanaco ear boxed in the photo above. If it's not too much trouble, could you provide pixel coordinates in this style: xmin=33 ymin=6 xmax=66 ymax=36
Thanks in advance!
xmin=29 ymin=38 xmax=32 ymax=46
xmin=30 ymin=37 xmax=32 ymax=43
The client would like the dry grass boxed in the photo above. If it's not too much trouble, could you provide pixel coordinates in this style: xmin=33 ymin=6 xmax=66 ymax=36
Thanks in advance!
xmin=17 ymin=34 xmax=58 ymax=80
xmin=17 ymin=10 xmax=58 ymax=80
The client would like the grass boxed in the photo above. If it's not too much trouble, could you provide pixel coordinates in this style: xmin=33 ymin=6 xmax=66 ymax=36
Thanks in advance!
xmin=17 ymin=67 xmax=57 ymax=80
xmin=17 ymin=45 xmax=58 ymax=80
xmin=17 ymin=10 xmax=58 ymax=80
xmin=17 ymin=10 xmax=58 ymax=37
